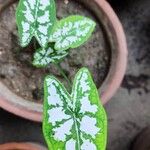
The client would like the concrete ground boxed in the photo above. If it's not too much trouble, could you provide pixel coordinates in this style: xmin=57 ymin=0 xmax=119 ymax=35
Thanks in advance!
xmin=0 ymin=0 xmax=150 ymax=149
xmin=106 ymin=0 xmax=150 ymax=149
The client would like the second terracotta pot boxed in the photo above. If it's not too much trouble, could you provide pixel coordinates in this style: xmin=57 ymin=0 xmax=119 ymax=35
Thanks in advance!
xmin=0 ymin=142 xmax=46 ymax=150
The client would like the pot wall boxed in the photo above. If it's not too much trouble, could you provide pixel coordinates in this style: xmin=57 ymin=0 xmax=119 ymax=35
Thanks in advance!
xmin=0 ymin=142 xmax=46 ymax=150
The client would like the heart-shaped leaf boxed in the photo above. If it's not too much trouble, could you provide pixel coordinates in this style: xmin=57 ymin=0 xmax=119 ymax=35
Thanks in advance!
xmin=43 ymin=68 xmax=107 ymax=150
xmin=49 ymin=15 xmax=96 ymax=51
xmin=33 ymin=46 xmax=68 ymax=67
xmin=16 ymin=0 xmax=56 ymax=48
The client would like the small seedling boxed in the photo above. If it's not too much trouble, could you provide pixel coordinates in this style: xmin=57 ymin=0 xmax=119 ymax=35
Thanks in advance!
xmin=43 ymin=68 xmax=107 ymax=150
xmin=32 ymin=44 xmax=68 ymax=67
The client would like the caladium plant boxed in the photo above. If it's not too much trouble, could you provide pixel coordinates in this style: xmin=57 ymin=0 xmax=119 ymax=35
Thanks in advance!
xmin=43 ymin=68 xmax=107 ymax=150
xmin=15 ymin=1 xmax=108 ymax=149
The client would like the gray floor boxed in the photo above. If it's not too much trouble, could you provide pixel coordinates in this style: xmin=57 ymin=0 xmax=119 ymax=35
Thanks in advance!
xmin=107 ymin=0 xmax=150 ymax=149
xmin=0 ymin=0 xmax=150 ymax=150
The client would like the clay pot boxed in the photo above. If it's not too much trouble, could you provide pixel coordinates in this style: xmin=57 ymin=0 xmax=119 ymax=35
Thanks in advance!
xmin=0 ymin=142 xmax=46 ymax=150
xmin=0 ymin=0 xmax=127 ymax=122
xmin=132 ymin=127 xmax=150 ymax=150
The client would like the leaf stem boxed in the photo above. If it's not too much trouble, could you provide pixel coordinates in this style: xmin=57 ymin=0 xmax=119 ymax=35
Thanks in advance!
xmin=73 ymin=114 xmax=81 ymax=150
xmin=55 ymin=63 xmax=72 ymax=90
xmin=33 ymin=38 xmax=37 ymax=50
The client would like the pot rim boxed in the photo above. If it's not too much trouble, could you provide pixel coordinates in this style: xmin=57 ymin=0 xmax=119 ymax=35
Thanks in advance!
xmin=0 ymin=142 xmax=46 ymax=150
xmin=0 ymin=0 xmax=128 ymax=122
xmin=95 ymin=0 xmax=128 ymax=104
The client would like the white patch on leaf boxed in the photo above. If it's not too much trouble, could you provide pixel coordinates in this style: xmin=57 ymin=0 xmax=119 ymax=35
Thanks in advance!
xmin=53 ymin=119 xmax=74 ymax=141
xmin=27 ymin=0 xmax=36 ymax=10
xmin=37 ymin=11 xmax=50 ymax=24
xmin=80 ymin=95 xmax=98 ymax=114
xmin=38 ymin=25 xmax=49 ymax=35
xmin=79 ymin=72 xmax=90 ymax=93
xmin=48 ymin=107 xmax=71 ymax=126
xmin=47 ymin=84 xmax=63 ymax=106
xmin=80 ymin=116 xmax=100 ymax=138
xmin=81 ymin=139 xmax=97 ymax=150
xmin=21 ymin=33 xmax=30 ymax=44
xmin=22 ymin=22 xmax=30 ymax=32
xmin=23 ymin=1 xmax=35 ymax=23
xmin=66 ymin=139 xmax=76 ymax=150
xmin=39 ymin=0 xmax=50 ymax=10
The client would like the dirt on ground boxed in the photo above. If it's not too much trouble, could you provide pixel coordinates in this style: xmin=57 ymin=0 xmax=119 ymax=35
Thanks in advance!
xmin=0 ymin=0 xmax=110 ymax=103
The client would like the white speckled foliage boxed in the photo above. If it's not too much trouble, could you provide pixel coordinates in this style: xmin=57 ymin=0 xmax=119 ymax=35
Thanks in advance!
xmin=43 ymin=68 xmax=107 ymax=150
xmin=16 ymin=0 xmax=56 ymax=47
xmin=49 ymin=15 xmax=96 ymax=51
xmin=33 ymin=46 xmax=68 ymax=67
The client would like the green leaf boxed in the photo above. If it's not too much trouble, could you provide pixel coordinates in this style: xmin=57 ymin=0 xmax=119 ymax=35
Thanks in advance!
xmin=43 ymin=68 xmax=107 ymax=150
xmin=16 ymin=0 xmax=56 ymax=48
xmin=49 ymin=15 xmax=96 ymax=51
xmin=33 ymin=46 xmax=68 ymax=67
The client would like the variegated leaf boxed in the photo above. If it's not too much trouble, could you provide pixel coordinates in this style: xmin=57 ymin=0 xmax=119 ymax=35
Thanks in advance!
xmin=33 ymin=46 xmax=68 ymax=67
xmin=43 ymin=68 xmax=107 ymax=150
xmin=49 ymin=15 xmax=96 ymax=51
xmin=16 ymin=0 xmax=56 ymax=47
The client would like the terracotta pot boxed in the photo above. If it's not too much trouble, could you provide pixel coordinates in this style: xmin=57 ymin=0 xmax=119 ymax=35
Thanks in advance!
xmin=0 ymin=0 xmax=127 ymax=122
xmin=0 ymin=142 xmax=46 ymax=150
xmin=132 ymin=127 xmax=150 ymax=150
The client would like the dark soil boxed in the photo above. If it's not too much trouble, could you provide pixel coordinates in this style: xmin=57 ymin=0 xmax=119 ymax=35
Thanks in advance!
xmin=0 ymin=0 xmax=111 ymax=103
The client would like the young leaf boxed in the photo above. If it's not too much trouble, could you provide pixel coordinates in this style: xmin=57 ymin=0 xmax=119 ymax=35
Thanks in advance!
xmin=33 ymin=47 xmax=68 ymax=67
xmin=49 ymin=15 xmax=96 ymax=51
xmin=16 ymin=0 xmax=56 ymax=48
xmin=43 ymin=68 xmax=107 ymax=150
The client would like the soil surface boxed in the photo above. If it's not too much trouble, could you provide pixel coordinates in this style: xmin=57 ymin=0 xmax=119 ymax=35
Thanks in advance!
xmin=0 ymin=0 xmax=110 ymax=102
